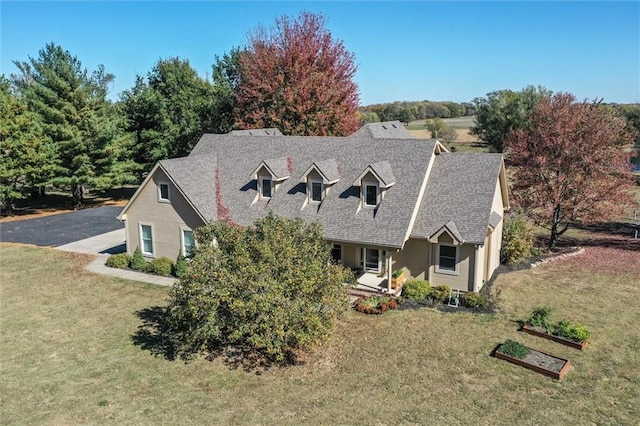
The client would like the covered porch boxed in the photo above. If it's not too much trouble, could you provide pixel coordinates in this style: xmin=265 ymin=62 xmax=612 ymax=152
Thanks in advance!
xmin=349 ymin=271 xmax=403 ymax=298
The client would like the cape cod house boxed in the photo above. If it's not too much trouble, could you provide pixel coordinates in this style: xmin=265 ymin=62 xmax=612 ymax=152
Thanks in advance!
xmin=118 ymin=121 xmax=509 ymax=293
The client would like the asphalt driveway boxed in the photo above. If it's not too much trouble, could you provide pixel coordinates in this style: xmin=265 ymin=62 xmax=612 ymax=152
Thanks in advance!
xmin=0 ymin=206 xmax=124 ymax=247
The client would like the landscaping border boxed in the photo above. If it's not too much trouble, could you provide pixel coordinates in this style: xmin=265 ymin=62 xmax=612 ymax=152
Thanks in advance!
xmin=495 ymin=346 xmax=571 ymax=380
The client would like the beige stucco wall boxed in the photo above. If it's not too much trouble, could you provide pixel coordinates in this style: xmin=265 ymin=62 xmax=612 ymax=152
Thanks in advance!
xmin=430 ymin=237 xmax=475 ymax=292
xmin=392 ymin=238 xmax=430 ymax=280
xmin=486 ymin=178 xmax=505 ymax=280
xmin=124 ymin=168 xmax=206 ymax=259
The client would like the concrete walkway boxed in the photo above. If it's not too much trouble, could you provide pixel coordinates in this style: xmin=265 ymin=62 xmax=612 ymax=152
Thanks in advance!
xmin=87 ymin=254 xmax=177 ymax=287
xmin=55 ymin=229 xmax=177 ymax=287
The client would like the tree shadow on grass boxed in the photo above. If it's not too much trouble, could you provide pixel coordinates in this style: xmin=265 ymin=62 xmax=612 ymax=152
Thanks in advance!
xmin=131 ymin=306 xmax=282 ymax=373
xmin=131 ymin=306 xmax=177 ymax=361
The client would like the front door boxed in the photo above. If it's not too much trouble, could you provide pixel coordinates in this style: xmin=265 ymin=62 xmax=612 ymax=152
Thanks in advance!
xmin=363 ymin=248 xmax=380 ymax=272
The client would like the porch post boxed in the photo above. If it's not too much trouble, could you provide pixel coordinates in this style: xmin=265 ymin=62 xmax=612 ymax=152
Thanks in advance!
xmin=386 ymin=251 xmax=392 ymax=292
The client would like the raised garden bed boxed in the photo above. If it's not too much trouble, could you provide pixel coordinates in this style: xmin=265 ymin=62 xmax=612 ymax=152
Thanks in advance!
xmin=495 ymin=343 xmax=571 ymax=380
xmin=522 ymin=324 xmax=590 ymax=350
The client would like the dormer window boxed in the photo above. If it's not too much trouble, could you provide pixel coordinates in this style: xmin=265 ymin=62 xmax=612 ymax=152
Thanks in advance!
xmin=300 ymin=159 xmax=340 ymax=206
xmin=260 ymin=177 xmax=273 ymax=199
xmin=250 ymin=158 xmax=291 ymax=202
xmin=309 ymin=179 xmax=323 ymax=204
xmin=353 ymin=161 xmax=395 ymax=209
xmin=364 ymin=182 xmax=379 ymax=207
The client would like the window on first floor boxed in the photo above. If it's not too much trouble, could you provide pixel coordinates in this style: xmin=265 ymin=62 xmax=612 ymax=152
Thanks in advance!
xmin=360 ymin=247 xmax=382 ymax=272
xmin=436 ymin=244 xmax=458 ymax=274
xmin=260 ymin=177 xmax=273 ymax=199
xmin=182 ymin=229 xmax=195 ymax=257
xmin=331 ymin=244 xmax=342 ymax=263
xmin=158 ymin=182 xmax=170 ymax=202
xmin=140 ymin=224 xmax=154 ymax=256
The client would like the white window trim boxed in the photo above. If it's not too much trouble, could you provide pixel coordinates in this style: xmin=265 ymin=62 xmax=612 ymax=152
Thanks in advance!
xmin=180 ymin=227 xmax=196 ymax=257
xmin=139 ymin=222 xmax=156 ymax=257
xmin=362 ymin=182 xmax=380 ymax=208
xmin=308 ymin=178 xmax=324 ymax=204
xmin=436 ymin=243 xmax=459 ymax=275
xmin=360 ymin=247 xmax=381 ymax=273
xmin=259 ymin=176 xmax=273 ymax=199
xmin=158 ymin=181 xmax=170 ymax=203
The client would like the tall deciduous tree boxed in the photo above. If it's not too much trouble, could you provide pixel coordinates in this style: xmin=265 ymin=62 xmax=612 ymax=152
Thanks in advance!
xmin=235 ymin=12 xmax=360 ymax=136
xmin=0 ymin=76 xmax=58 ymax=214
xmin=12 ymin=44 xmax=124 ymax=206
xmin=471 ymin=85 xmax=552 ymax=152
xmin=165 ymin=213 xmax=351 ymax=365
xmin=506 ymin=93 xmax=636 ymax=249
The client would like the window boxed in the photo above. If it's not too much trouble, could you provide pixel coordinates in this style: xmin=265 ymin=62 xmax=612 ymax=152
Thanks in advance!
xmin=260 ymin=177 xmax=273 ymax=199
xmin=158 ymin=182 xmax=170 ymax=202
xmin=437 ymin=244 xmax=458 ymax=274
xmin=360 ymin=247 xmax=380 ymax=272
xmin=140 ymin=224 xmax=154 ymax=256
xmin=182 ymin=229 xmax=195 ymax=257
xmin=364 ymin=183 xmax=379 ymax=207
xmin=331 ymin=244 xmax=342 ymax=263
xmin=309 ymin=179 xmax=323 ymax=204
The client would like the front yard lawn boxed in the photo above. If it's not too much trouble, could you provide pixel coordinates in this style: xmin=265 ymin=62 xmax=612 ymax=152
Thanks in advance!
xmin=1 ymin=243 xmax=638 ymax=424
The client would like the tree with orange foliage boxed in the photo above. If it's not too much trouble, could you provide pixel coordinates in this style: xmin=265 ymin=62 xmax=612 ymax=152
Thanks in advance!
xmin=235 ymin=12 xmax=360 ymax=136
xmin=506 ymin=93 xmax=636 ymax=249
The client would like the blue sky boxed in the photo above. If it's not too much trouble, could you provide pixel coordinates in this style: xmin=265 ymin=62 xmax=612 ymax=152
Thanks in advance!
xmin=2 ymin=1 xmax=638 ymax=105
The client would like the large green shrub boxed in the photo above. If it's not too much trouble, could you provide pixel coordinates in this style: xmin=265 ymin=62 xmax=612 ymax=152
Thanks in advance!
xmin=173 ymin=252 xmax=188 ymax=278
xmin=105 ymin=253 xmax=131 ymax=269
xmin=130 ymin=246 xmax=146 ymax=270
xmin=429 ymin=285 xmax=451 ymax=303
xmin=402 ymin=280 xmax=430 ymax=300
xmin=499 ymin=339 xmax=529 ymax=359
xmin=501 ymin=215 xmax=535 ymax=265
xmin=144 ymin=257 xmax=174 ymax=276
xmin=164 ymin=212 xmax=351 ymax=364
xmin=461 ymin=292 xmax=488 ymax=309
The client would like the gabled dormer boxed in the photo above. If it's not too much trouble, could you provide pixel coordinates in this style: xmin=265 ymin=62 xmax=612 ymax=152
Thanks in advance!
xmin=299 ymin=159 xmax=340 ymax=205
xmin=353 ymin=161 xmax=396 ymax=208
xmin=250 ymin=157 xmax=291 ymax=200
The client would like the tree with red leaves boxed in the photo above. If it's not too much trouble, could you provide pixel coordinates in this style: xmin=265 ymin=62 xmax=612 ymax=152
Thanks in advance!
xmin=506 ymin=93 xmax=636 ymax=249
xmin=235 ymin=12 xmax=360 ymax=136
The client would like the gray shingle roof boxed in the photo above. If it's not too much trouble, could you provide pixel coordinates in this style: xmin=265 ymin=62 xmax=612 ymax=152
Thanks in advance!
xmin=411 ymin=153 xmax=504 ymax=244
xmin=351 ymin=121 xmax=414 ymax=139
xmin=155 ymin=123 xmax=503 ymax=250
xmin=184 ymin=132 xmax=437 ymax=248
xmin=230 ymin=128 xmax=283 ymax=136
xmin=256 ymin=157 xmax=291 ymax=181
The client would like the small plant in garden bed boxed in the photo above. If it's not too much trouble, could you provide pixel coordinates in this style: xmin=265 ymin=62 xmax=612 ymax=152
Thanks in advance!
xmin=461 ymin=292 xmax=489 ymax=309
xmin=392 ymin=268 xmax=404 ymax=278
xmin=144 ymin=257 xmax=174 ymax=277
xmin=497 ymin=339 xmax=529 ymax=359
xmin=353 ymin=295 xmax=398 ymax=315
xmin=402 ymin=280 xmax=430 ymax=301
xmin=429 ymin=285 xmax=451 ymax=303
xmin=523 ymin=306 xmax=591 ymax=347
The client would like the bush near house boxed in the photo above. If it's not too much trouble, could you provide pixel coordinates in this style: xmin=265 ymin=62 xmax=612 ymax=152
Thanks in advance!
xmin=144 ymin=257 xmax=174 ymax=277
xmin=402 ymin=280 xmax=431 ymax=300
xmin=461 ymin=292 xmax=489 ymax=309
xmin=164 ymin=213 xmax=351 ymax=364
xmin=501 ymin=215 xmax=535 ymax=265
xmin=173 ymin=253 xmax=189 ymax=278
xmin=105 ymin=253 xmax=131 ymax=269
xmin=430 ymin=285 xmax=451 ymax=303
xmin=129 ymin=247 xmax=146 ymax=270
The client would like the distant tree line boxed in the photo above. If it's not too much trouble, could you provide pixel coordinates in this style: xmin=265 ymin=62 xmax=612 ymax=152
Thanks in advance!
xmin=358 ymin=100 xmax=475 ymax=124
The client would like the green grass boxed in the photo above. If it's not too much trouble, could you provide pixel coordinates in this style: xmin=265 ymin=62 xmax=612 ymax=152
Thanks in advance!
xmin=1 ymin=243 xmax=639 ymax=424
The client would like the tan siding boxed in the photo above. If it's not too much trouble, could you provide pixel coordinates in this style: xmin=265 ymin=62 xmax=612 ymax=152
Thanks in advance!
xmin=125 ymin=168 xmax=206 ymax=259
xmin=392 ymin=238 xmax=430 ymax=280
xmin=431 ymin=243 xmax=474 ymax=292
xmin=487 ymin=178 xmax=505 ymax=280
